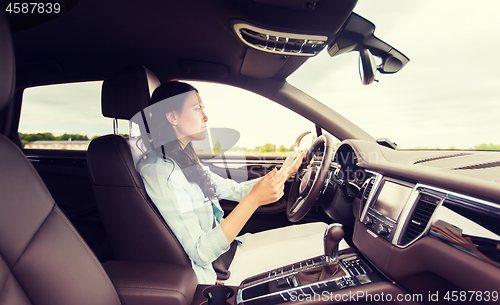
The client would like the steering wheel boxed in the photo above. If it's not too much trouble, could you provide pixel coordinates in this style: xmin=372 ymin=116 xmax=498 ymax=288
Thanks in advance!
xmin=286 ymin=134 xmax=336 ymax=222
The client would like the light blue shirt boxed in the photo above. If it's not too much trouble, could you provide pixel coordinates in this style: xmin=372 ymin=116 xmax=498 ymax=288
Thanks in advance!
xmin=137 ymin=154 xmax=260 ymax=284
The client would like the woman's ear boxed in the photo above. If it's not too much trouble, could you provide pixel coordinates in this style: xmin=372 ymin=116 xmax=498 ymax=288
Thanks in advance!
xmin=166 ymin=112 xmax=178 ymax=126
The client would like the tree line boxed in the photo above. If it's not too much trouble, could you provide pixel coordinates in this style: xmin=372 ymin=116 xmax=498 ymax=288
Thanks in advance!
xmin=19 ymin=132 xmax=90 ymax=146
xmin=18 ymin=132 xmax=132 ymax=146
xmin=211 ymin=142 xmax=294 ymax=154
xmin=18 ymin=133 xmax=500 ymax=151
xmin=472 ymin=144 xmax=500 ymax=151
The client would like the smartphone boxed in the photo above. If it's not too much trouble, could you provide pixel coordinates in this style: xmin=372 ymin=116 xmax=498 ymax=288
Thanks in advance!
xmin=278 ymin=155 xmax=294 ymax=174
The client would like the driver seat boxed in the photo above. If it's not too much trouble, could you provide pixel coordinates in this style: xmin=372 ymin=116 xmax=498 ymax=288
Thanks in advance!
xmin=87 ymin=66 xmax=191 ymax=267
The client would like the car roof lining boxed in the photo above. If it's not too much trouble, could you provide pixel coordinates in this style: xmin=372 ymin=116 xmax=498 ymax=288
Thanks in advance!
xmin=7 ymin=0 xmax=377 ymax=142
xmin=11 ymin=0 xmax=357 ymax=90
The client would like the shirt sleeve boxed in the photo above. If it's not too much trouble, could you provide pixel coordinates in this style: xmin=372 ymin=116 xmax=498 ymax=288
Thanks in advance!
xmin=139 ymin=161 xmax=230 ymax=266
xmin=203 ymin=165 xmax=262 ymax=202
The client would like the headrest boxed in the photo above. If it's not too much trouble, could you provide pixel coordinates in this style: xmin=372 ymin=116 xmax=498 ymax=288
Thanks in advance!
xmin=0 ymin=8 xmax=16 ymax=112
xmin=101 ymin=66 xmax=160 ymax=120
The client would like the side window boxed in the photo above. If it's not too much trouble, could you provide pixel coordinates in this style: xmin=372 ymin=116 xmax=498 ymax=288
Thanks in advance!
xmin=18 ymin=81 xmax=128 ymax=150
xmin=186 ymin=81 xmax=327 ymax=157
xmin=18 ymin=81 xmax=339 ymax=153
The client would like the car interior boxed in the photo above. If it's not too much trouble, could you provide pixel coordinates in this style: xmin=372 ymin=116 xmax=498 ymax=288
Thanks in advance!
xmin=1 ymin=0 xmax=500 ymax=305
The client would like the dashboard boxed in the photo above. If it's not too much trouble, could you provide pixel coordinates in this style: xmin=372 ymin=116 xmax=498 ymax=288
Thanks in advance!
xmin=236 ymin=139 xmax=500 ymax=305
xmin=331 ymin=140 xmax=500 ymax=303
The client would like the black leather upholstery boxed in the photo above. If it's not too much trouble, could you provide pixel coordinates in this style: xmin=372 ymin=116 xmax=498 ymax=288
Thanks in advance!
xmin=88 ymin=135 xmax=191 ymax=266
xmin=0 ymin=135 xmax=123 ymax=305
xmin=0 ymin=2 xmax=15 ymax=112
xmin=103 ymin=261 xmax=198 ymax=305
xmin=0 ymin=8 xmax=122 ymax=305
xmin=101 ymin=66 xmax=160 ymax=120
xmin=88 ymin=67 xmax=191 ymax=267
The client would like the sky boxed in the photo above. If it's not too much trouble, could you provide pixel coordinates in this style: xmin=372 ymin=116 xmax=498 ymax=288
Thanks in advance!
xmin=287 ymin=0 xmax=500 ymax=149
xmin=19 ymin=0 xmax=500 ymax=150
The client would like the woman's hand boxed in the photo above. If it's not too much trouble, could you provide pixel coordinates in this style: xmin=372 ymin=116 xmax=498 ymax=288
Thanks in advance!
xmin=221 ymin=169 xmax=289 ymax=242
xmin=247 ymin=151 xmax=307 ymax=207
xmin=221 ymin=152 xmax=307 ymax=243
xmin=247 ymin=169 xmax=289 ymax=207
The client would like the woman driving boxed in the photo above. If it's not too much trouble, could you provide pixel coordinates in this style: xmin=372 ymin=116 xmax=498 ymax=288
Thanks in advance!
xmin=131 ymin=81 xmax=328 ymax=285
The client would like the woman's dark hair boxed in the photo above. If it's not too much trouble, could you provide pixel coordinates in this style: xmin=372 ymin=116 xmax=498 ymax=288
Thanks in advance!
xmin=146 ymin=81 xmax=217 ymax=200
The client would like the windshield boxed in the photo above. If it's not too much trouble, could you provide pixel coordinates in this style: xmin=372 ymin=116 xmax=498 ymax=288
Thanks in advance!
xmin=288 ymin=0 xmax=500 ymax=150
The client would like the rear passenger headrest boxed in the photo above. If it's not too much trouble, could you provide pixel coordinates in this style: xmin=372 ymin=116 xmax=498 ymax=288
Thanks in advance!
xmin=101 ymin=66 xmax=160 ymax=120
xmin=0 ymin=9 xmax=16 ymax=112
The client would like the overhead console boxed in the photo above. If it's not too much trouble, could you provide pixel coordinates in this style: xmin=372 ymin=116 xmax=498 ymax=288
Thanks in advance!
xmin=231 ymin=1 xmax=409 ymax=79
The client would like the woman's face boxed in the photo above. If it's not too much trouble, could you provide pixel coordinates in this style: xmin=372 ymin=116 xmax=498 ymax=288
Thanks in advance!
xmin=168 ymin=91 xmax=208 ymax=147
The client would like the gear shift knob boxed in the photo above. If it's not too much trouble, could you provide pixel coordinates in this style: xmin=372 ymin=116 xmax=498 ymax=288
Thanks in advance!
xmin=324 ymin=223 xmax=344 ymax=263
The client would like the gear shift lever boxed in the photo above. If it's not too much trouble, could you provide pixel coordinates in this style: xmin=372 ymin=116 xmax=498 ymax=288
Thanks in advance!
xmin=296 ymin=223 xmax=346 ymax=286
xmin=324 ymin=223 xmax=344 ymax=263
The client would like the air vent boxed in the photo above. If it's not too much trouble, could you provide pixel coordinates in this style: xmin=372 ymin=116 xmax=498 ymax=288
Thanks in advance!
xmin=233 ymin=22 xmax=328 ymax=56
xmin=360 ymin=178 xmax=374 ymax=211
xmin=414 ymin=153 xmax=471 ymax=164
xmin=399 ymin=194 xmax=440 ymax=246
xmin=452 ymin=161 xmax=500 ymax=170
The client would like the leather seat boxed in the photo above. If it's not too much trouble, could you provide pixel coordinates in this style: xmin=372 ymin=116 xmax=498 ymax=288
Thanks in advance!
xmin=87 ymin=67 xmax=191 ymax=267
xmin=0 ymin=9 xmax=121 ymax=305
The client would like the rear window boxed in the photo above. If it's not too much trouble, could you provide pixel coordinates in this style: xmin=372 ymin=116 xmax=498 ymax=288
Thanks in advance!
xmin=18 ymin=81 xmax=128 ymax=150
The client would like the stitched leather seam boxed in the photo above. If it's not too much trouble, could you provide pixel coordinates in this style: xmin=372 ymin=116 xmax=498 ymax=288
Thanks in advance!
xmin=142 ymin=200 xmax=191 ymax=265
xmin=115 ymin=286 xmax=189 ymax=303
xmin=2 ymin=136 xmax=118 ymax=303
xmin=91 ymin=184 xmax=186 ymax=261
xmin=0 ymin=274 xmax=11 ymax=303
xmin=5 ymin=134 xmax=57 ymax=202
xmin=10 ymin=203 xmax=54 ymax=270
xmin=0 ymin=269 xmax=33 ymax=304
xmin=5 ymin=136 xmax=59 ymax=269
xmin=116 ymin=285 xmax=184 ymax=291
xmin=94 ymin=185 xmax=145 ymax=189
xmin=54 ymin=207 xmax=122 ymax=305
xmin=90 ymin=137 xmax=189 ymax=265
xmin=136 ymin=189 xmax=191 ymax=266
xmin=114 ymin=136 xmax=140 ymax=187
xmin=87 ymin=140 xmax=97 ymax=184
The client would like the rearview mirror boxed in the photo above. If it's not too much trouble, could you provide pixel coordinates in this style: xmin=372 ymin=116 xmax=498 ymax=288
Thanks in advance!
xmin=328 ymin=13 xmax=409 ymax=77
xmin=359 ymin=49 xmax=376 ymax=85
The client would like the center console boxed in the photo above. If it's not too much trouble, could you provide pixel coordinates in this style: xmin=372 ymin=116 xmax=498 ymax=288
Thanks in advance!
xmin=236 ymin=248 xmax=385 ymax=305
xmin=360 ymin=175 xmax=414 ymax=243
xmin=233 ymin=174 xmax=428 ymax=305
